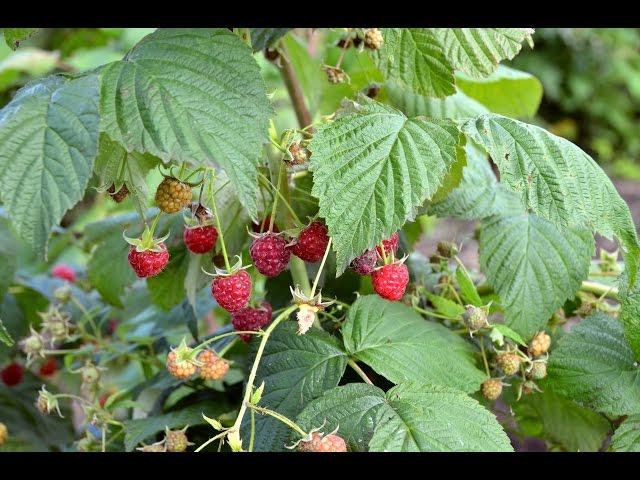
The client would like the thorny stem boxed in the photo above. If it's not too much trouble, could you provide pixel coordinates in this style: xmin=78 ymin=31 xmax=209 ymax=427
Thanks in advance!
xmin=207 ymin=169 xmax=231 ymax=272
xmin=226 ymin=306 xmax=297 ymax=450
xmin=310 ymin=238 xmax=332 ymax=298
xmin=347 ymin=358 xmax=373 ymax=385
xmin=246 ymin=403 xmax=308 ymax=438
xmin=249 ymin=410 xmax=256 ymax=452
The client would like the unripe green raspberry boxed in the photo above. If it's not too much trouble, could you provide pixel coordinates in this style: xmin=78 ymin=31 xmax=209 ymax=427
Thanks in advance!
xmin=527 ymin=361 xmax=547 ymax=380
xmin=463 ymin=305 xmax=489 ymax=333
xmin=497 ymin=353 xmax=521 ymax=376
xmin=481 ymin=378 xmax=502 ymax=401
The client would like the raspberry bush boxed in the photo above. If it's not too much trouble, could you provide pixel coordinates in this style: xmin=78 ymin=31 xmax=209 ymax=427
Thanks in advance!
xmin=0 ymin=27 xmax=639 ymax=453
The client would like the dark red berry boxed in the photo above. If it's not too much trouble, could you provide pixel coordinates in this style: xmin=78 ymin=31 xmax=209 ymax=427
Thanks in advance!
xmin=232 ymin=301 xmax=273 ymax=342
xmin=128 ymin=244 xmax=170 ymax=278
xmin=250 ymin=234 xmax=291 ymax=277
xmin=350 ymin=249 xmax=377 ymax=275
xmin=107 ymin=183 xmax=129 ymax=203
xmin=1 ymin=362 xmax=24 ymax=386
xmin=252 ymin=215 xmax=279 ymax=233
xmin=183 ymin=225 xmax=218 ymax=254
xmin=372 ymin=263 xmax=409 ymax=301
xmin=39 ymin=358 xmax=57 ymax=377
xmin=291 ymin=221 xmax=329 ymax=263
xmin=51 ymin=264 xmax=76 ymax=283
xmin=212 ymin=270 xmax=252 ymax=313
xmin=376 ymin=232 xmax=399 ymax=257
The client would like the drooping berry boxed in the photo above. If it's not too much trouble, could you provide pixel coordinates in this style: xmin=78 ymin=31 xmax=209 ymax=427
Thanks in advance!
xmin=107 ymin=183 xmax=129 ymax=203
xmin=251 ymin=215 xmax=280 ymax=233
xmin=39 ymin=358 xmax=58 ymax=377
xmin=462 ymin=305 xmax=490 ymax=333
xmin=197 ymin=350 xmax=230 ymax=381
xmin=481 ymin=378 xmax=503 ymax=401
xmin=166 ymin=343 xmax=198 ymax=380
xmin=528 ymin=331 xmax=551 ymax=357
xmin=291 ymin=221 xmax=330 ymax=263
xmin=183 ymin=225 xmax=218 ymax=254
xmin=1 ymin=362 xmax=24 ymax=386
xmin=363 ymin=28 xmax=384 ymax=50
xmin=376 ymin=232 xmax=399 ymax=257
xmin=165 ymin=427 xmax=192 ymax=452
xmin=212 ymin=270 xmax=252 ymax=313
xmin=231 ymin=301 xmax=273 ymax=342
xmin=350 ymin=249 xmax=377 ymax=275
xmin=497 ymin=353 xmax=522 ymax=376
xmin=51 ymin=264 xmax=76 ymax=283
xmin=527 ymin=361 xmax=547 ymax=380
xmin=372 ymin=263 xmax=409 ymax=301
xmin=250 ymin=233 xmax=291 ymax=277
xmin=298 ymin=432 xmax=347 ymax=452
xmin=128 ymin=243 xmax=170 ymax=278
xmin=155 ymin=177 xmax=192 ymax=214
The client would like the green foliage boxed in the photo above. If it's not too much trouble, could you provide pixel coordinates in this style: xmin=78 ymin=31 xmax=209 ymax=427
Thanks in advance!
xmin=611 ymin=415 xmax=640 ymax=452
xmin=3 ymin=28 xmax=39 ymax=50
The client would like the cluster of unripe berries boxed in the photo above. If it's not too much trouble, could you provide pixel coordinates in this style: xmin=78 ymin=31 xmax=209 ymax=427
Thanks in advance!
xmin=481 ymin=331 xmax=552 ymax=401
xmin=166 ymin=343 xmax=230 ymax=382
xmin=137 ymin=426 xmax=193 ymax=452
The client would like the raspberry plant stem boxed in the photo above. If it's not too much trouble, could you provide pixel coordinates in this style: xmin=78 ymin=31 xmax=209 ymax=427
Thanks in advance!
xmin=347 ymin=358 xmax=373 ymax=385
xmin=226 ymin=305 xmax=297 ymax=450
xmin=245 ymin=402 xmax=308 ymax=438
xmin=207 ymin=169 xmax=231 ymax=272
xmin=581 ymin=280 xmax=619 ymax=299
xmin=310 ymin=238 xmax=332 ymax=298
xmin=269 ymin=162 xmax=284 ymax=232
xmin=479 ymin=340 xmax=490 ymax=377
xmin=257 ymin=172 xmax=302 ymax=227
xmin=279 ymin=42 xmax=313 ymax=130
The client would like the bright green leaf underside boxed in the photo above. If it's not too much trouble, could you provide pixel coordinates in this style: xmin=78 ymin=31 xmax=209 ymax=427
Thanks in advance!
xmin=99 ymin=28 xmax=273 ymax=219
xmin=309 ymin=97 xmax=462 ymax=274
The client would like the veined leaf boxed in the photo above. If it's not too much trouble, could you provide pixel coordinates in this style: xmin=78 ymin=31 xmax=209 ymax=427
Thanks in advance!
xmin=547 ymin=313 xmax=640 ymax=417
xmin=618 ymin=267 xmax=640 ymax=360
xmin=0 ymin=74 xmax=100 ymax=257
xmin=456 ymin=265 xmax=483 ymax=306
xmin=462 ymin=114 xmax=640 ymax=287
xmin=457 ymin=65 xmax=543 ymax=118
xmin=147 ymin=244 xmax=191 ymax=311
xmin=3 ymin=28 xmax=39 ymax=50
xmin=370 ymin=383 xmax=512 ymax=451
xmin=342 ymin=295 xmax=485 ymax=393
xmin=0 ymin=217 xmax=19 ymax=300
xmin=611 ymin=415 xmax=640 ymax=452
xmin=250 ymin=28 xmax=291 ymax=51
xmin=99 ymin=28 xmax=272 ymax=219
xmin=246 ymin=321 xmax=347 ymax=451
xmin=480 ymin=213 xmax=594 ymax=339
xmin=309 ymin=97 xmax=462 ymax=274
xmin=0 ymin=317 xmax=14 ymax=347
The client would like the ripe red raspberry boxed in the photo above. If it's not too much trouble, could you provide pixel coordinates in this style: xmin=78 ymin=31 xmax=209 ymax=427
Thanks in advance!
xmin=250 ymin=233 xmax=291 ymax=277
xmin=231 ymin=301 xmax=273 ymax=342
xmin=128 ymin=244 xmax=169 ymax=278
xmin=298 ymin=432 xmax=347 ymax=452
xmin=1 ymin=362 xmax=24 ymax=386
xmin=291 ymin=221 xmax=329 ymax=263
xmin=372 ymin=263 xmax=409 ymax=301
xmin=252 ymin=215 xmax=280 ymax=233
xmin=166 ymin=349 xmax=197 ymax=380
xmin=376 ymin=232 xmax=399 ymax=257
xmin=107 ymin=183 xmax=129 ymax=203
xmin=197 ymin=350 xmax=230 ymax=381
xmin=183 ymin=225 xmax=218 ymax=254
xmin=155 ymin=177 xmax=192 ymax=214
xmin=350 ymin=249 xmax=377 ymax=275
xmin=39 ymin=358 xmax=57 ymax=377
xmin=51 ymin=264 xmax=76 ymax=283
xmin=212 ymin=270 xmax=252 ymax=312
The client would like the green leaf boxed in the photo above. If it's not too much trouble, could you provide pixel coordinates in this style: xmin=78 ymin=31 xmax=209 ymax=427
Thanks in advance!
xmin=513 ymin=388 xmax=610 ymax=452
xmin=369 ymin=383 xmax=513 ymax=452
xmin=0 ymin=74 xmax=100 ymax=257
xmin=342 ymin=295 xmax=485 ymax=393
xmin=147 ymin=245 xmax=191 ymax=310
xmin=457 ymin=65 xmax=543 ymax=118
xmin=296 ymin=383 xmax=388 ymax=452
xmin=547 ymin=313 xmax=640 ymax=417
xmin=309 ymin=97 xmax=462 ymax=274
xmin=99 ymin=28 xmax=273 ymax=219
xmin=250 ymin=28 xmax=291 ymax=51
xmin=375 ymin=29 xmax=454 ymax=98
xmin=87 ymin=231 xmax=137 ymax=307
xmin=462 ymin=114 xmax=640 ymax=287
xmin=382 ymin=83 xmax=489 ymax=119
xmin=426 ymin=292 xmax=465 ymax=319
xmin=428 ymin=144 xmax=524 ymax=219
xmin=375 ymin=28 xmax=533 ymax=98
xmin=491 ymin=324 xmax=527 ymax=347
xmin=0 ymin=217 xmax=19 ymax=300
xmin=480 ymin=213 xmax=594 ymax=339
xmin=247 ymin=321 xmax=347 ymax=451
xmin=430 ymin=142 xmax=466 ymax=204
xmin=618 ymin=267 xmax=640 ymax=360
xmin=456 ymin=265 xmax=482 ymax=306
xmin=0 ymin=316 xmax=14 ymax=347
xmin=611 ymin=415 xmax=640 ymax=452
xmin=3 ymin=28 xmax=39 ymax=49
xmin=123 ymin=400 xmax=231 ymax=451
